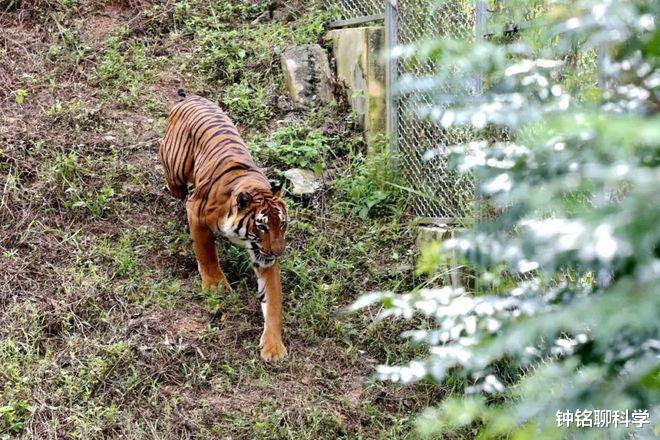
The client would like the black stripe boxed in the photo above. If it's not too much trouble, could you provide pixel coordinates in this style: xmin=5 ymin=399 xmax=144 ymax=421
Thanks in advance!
xmin=175 ymin=112 xmax=220 ymax=182
xmin=194 ymin=134 xmax=238 ymax=167
xmin=191 ymin=115 xmax=228 ymax=140
xmin=196 ymin=162 xmax=255 ymax=216
xmin=166 ymin=103 xmax=208 ymax=182
xmin=176 ymin=137 xmax=195 ymax=184
xmin=224 ymin=168 xmax=267 ymax=189
xmin=194 ymin=128 xmax=243 ymax=166
xmin=216 ymin=163 xmax=251 ymax=181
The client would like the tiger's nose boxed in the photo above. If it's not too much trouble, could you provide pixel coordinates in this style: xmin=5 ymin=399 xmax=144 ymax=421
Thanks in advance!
xmin=271 ymin=243 xmax=284 ymax=258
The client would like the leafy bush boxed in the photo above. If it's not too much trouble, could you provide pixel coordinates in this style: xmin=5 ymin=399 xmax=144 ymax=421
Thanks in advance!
xmin=355 ymin=0 xmax=659 ymax=438
xmin=251 ymin=125 xmax=333 ymax=171
xmin=221 ymin=80 xmax=272 ymax=129
xmin=46 ymin=22 xmax=89 ymax=64
xmin=195 ymin=29 xmax=250 ymax=84
xmin=97 ymin=32 xmax=158 ymax=104
xmin=0 ymin=399 xmax=30 ymax=435
xmin=333 ymin=145 xmax=403 ymax=219
xmin=191 ymin=10 xmax=320 ymax=85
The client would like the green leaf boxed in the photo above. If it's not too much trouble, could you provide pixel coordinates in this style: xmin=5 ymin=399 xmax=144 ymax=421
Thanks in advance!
xmin=14 ymin=89 xmax=27 ymax=105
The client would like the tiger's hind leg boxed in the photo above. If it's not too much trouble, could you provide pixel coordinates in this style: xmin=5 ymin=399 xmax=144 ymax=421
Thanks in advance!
xmin=159 ymin=137 xmax=191 ymax=201
xmin=186 ymin=201 xmax=231 ymax=292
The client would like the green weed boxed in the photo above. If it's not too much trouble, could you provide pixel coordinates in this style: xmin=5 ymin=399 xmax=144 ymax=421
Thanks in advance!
xmin=47 ymin=150 xmax=82 ymax=186
xmin=251 ymin=124 xmax=334 ymax=171
xmin=0 ymin=399 xmax=30 ymax=435
xmin=14 ymin=88 xmax=27 ymax=105
xmin=97 ymin=32 xmax=160 ymax=104
xmin=45 ymin=99 xmax=99 ymax=130
xmin=195 ymin=29 xmax=250 ymax=83
xmin=47 ymin=23 xmax=90 ymax=64
xmin=221 ymin=80 xmax=272 ymax=129
xmin=111 ymin=233 xmax=138 ymax=278
xmin=333 ymin=148 xmax=404 ymax=219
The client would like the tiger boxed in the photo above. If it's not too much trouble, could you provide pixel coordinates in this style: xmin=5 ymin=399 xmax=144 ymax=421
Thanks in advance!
xmin=159 ymin=90 xmax=288 ymax=361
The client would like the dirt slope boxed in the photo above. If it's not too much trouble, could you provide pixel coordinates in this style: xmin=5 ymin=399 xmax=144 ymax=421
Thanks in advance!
xmin=0 ymin=1 xmax=441 ymax=438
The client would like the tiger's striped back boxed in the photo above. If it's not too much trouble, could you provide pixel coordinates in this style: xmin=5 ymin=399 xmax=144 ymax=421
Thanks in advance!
xmin=159 ymin=95 xmax=269 ymax=206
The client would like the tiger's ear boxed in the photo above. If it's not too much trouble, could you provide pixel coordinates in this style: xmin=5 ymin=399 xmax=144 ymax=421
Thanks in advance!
xmin=236 ymin=192 xmax=253 ymax=210
xmin=270 ymin=179 xmax=283 ymax=197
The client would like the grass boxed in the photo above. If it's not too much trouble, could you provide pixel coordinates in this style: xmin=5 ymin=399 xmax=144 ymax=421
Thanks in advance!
xmin=0 ymin=0 xmax=455 ymax=438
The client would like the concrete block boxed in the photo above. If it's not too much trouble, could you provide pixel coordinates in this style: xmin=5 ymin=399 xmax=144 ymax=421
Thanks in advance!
xmin=416 ymin=226 xmax=453 ymax=248
xmin=416 ymin=225 xmax=465 ymax=289
xmin=324 ymin=27 xmax=386 ymax=152
xmin=281 ymin=44 xmax=334 ymax=109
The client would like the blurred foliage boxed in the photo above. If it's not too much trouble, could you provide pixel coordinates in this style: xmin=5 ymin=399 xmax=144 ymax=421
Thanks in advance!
xmin=356 ymin=0 xmax=659 ymax=438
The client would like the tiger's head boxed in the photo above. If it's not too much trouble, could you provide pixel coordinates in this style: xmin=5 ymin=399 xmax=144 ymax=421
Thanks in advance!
xmin=233 ymin=181 xmax=287 ymax=267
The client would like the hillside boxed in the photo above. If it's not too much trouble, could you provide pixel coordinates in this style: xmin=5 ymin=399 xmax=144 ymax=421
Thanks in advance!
xmin=0 ymin=1 xmax=443 ymax=438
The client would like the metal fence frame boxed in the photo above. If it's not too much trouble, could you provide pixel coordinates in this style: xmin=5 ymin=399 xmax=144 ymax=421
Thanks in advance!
xmin=325 ymin=0 xmax=490 ymax=225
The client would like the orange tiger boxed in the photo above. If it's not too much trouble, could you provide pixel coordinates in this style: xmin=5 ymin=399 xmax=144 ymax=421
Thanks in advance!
xmin=159 ymin=90 xmax=288 ymax=361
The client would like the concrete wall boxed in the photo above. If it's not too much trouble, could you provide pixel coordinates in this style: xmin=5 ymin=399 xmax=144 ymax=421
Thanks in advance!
xmin=324 ymin=26 xmax=386 ymax=152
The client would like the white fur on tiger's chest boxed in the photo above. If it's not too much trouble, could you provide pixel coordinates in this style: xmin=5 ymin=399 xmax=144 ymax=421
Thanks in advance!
xmin=218 ymin=216 xmax=250 ymax=247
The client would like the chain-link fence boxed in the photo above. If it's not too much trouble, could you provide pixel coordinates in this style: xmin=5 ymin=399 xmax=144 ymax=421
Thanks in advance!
xmin=326 ymin=0 xmax=383 ymax=21
xmin=325 ymin=0 xmax=487 ymax=223
xmin=395 ymin=0 xmax=479 ymax=222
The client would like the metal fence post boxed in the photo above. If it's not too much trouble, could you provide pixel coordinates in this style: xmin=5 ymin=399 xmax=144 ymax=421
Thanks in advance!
xmin=385 ymin=0 xmax=398 ymax=163
xmin=474 ymin=0 xmax=487 ymax=95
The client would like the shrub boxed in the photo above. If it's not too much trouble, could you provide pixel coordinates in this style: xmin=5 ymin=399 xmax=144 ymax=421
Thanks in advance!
xmin=354 ymin=0 xmax=659 ymax=438
xmin=333 ymin=145 xmax=403 ymax=219
xmin=251 ymin=125 xmax=334 ymax=171
xmin=221 ymin=80 xmax=272 ymax=129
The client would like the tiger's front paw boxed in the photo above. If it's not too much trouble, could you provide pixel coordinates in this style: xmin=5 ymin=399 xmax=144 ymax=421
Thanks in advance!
xmin=260 ymin=332 xmax=287 ymax=361
xmin=202 ymin=277 xmax=233 ymax=293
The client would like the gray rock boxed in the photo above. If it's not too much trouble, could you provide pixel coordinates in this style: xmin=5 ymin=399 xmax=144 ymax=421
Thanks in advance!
xmin=284 ymin=168 xmax=322 ymax=195
xmin=276 ymin=95 xmax=292 ymax=111
xmin=272 ymin=6 xmax=294 ymax=22
xmin=281 ymin=45 xmax=334 ymax=109
xmin=251 ymin=11 xmax=271 ymax=25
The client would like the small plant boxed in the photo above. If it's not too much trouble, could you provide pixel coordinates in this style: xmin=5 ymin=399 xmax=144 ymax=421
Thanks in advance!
xmin=48 ymin=150 xmax=82 ymax=187
xmin=221 ymin=80 xmax=272 ymax=129
xmin=57 ymin=0 xmax=78 ymax=9
xmin=333 ymin=145 xmax=403 ymax=219
xmin=252 ymin=125 xmax=334 ymax=170
xmin=195 ymin=29 xmax=248 ymax=83
xmin=292 ymin=6 xmax=333 ymax=44
xmin=111 ymin=232 xmax=136 ymax=278
xmin=97 ymin=32 xmax=156 ymax=103
xmin=65 ymin=185 xmax=116 ymax=217
xmin=45 ymin=99 xmax=98 ymax=130
xmin=0 ymin=399 xmax=30 ymax=435
xmin=47 ymin=23 xmax=89 ymax=64
xmin=14 ymin=89 xmax=27 ymax=105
